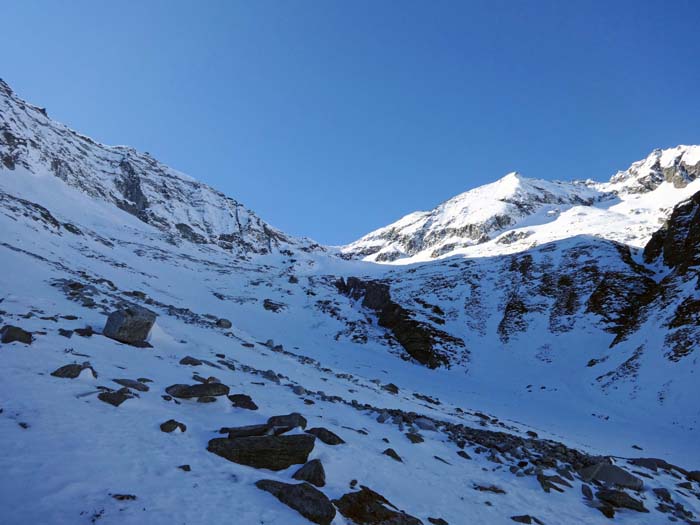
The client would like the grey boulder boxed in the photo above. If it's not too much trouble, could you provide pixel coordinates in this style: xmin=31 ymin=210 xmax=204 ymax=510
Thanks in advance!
xmin=207 ymin=434 xmax=315 ymax=470
xmin=255 ymin=479 xmax=336 ymax=525
xmin=103 ymin=306 xmax=156 ymax=345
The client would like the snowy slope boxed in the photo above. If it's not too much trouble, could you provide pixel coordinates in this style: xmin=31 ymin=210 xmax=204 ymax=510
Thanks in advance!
xmin=2 ymin=80 xmax=700 ymax=525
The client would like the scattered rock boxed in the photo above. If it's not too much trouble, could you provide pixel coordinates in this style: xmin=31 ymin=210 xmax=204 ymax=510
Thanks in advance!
xmin=596 ymin=488 xmax=648 ymax=512
xmin=207 ymin=434 xmax=315 ymax=470
xmin=457 ymin=450 xmax=472 ymax=460
xmin=333 ymin=486 xmax=422 ymax=525
xmin=428 ymin=519 xmax=448 ymax=525
xmin=178 ymin=464 xmax=191 ymax=471
xmin=414 ymin=417 xmax=437 ymax=431
xmin=58 ymin=328 xmax=73 ymax=338
xmin=406 ymin=432 xmax=424 ymax=444
xmin=0 ymin=325 xmax=32 ymax=344
xmin=165 ymin=383 xmax=230 ymax=399
xmin=111 ymin=494 xmax=136 ymax=501
xmin=579 ymin=462 xmax=643 ymax=490
xmin=383 ymin=448 xmax=403 ymax=462
xmin=262 ymin=369 xmax=280 ymax=383
xmin=113 ymin=378 xmax=149 ymax=392
xmin=160 ymin=419 xmax=186 ymax=433
xmin=74 ymin=326 xmax=94 ymax=337
xmin=103 ymin=306 xmax=156 ymax=345
xmin=581 ymin=484 xmax=593 ymax=500
xmin=255 ymin=479 xmax=336 ymax=525
xmin=292 ymin=459 xmax=326 ymax=487
xmin=216 ymin=318 xmax=232 ymax=329
xmin=510 ymin=516 xmax=544 ymax=524
xmin=98 ymin=388 xmax=133 ymax=407
xmin=267 ymin=412 xmax=307 ymax=430
xmin=306 ymin=427 xmax=345 ymax=445
xmin=228 ymin=393 xmax=258 ymax=410
xmin=51 ymin=362 xmax=96 ymax=379
xmin=179 ymin=356 xmax=202 ymax=366
xmin=382 ymin=383 xmax=399 ymax=395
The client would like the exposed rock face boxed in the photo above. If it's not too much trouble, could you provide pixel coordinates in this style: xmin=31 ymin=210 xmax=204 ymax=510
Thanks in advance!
xmin=103 ymin=306 xmax=156 ymax=345
xmin=255 ymin=480 xmax=336 ymax=525
xmin=336 ymin=277 xmax=464 ymax=368
xmin=207 ymin=434 xmax=315 ymax=470
xmin=333 ymin=486 xmax=423 ymax=525
xmin=0 ymin=325 xmax=32 ymax=344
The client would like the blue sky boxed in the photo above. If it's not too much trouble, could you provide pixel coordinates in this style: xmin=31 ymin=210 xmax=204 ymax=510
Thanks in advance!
xmin=3 ymin=1 xmax=700 ymax=244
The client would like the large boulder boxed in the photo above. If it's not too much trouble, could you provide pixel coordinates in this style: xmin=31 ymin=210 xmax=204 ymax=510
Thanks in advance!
xmin=333 ymin=486 xmax=423 ymax=525
xmin=579 ymin=462 xmax=643 ymax=490
xmin=103 ymin=306 xmax=156 ymax=345
xmin=596 ymin=489 xmax=648 ymax=512
xmin=165 ymin=383 xmax=230 ymax=399
xmin=207 ymin=434 xmax=315 ymax=470
xmin=306 ymin=427 xmax=345 ymax=445
xmin=255 ymin=479 xmax=335 ymax=525
xmin=267 ymin=413 xmax=307 ymax=430
xmin=51 ymin=362 xmax=96 ymax=379
xmin=1 ymin=325 xmax=32 ymax=344
xmin=292 ymin=459 xmax=326 ymax=487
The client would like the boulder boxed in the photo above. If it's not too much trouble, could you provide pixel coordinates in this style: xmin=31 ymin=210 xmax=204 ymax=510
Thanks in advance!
xmin=333 ymin=486 xmax=423 ymax=525
xmin=216 ymin=318 xmax=232 ymax=329
xmin=413 ymin=417 xmax=437 ymax=431
xmin=179 ymin=356 xmax=202 ymax=366
xmin=596 ymin=489 xmax=648 ymax=512
xmin=103 ymin=306 xmax=156 ymax=345
xmin=98 ymin=388 xmax=133 ymax=407
xmin=579 ymin=462 xmax=643 ymax=490
xmin=207 ymin=434 xmax=315 ymax=470
xmin=383 ymin=448 xmax=403 ymax=462
xmin=267 ymin=413 xmax=307 ymax=430
xmin=255 ymin=480 xmax=335 ymax=525
xmin=221 ymin=424 xmax=272 ymax=439
xmin=165 ymin=383 xmax=230 ymax=399
xmin=306 ymin=427 xmax=345 ymax=445
xmin=292 ymin=459 xmax=326 ymax=487
xmin=228 ymin=393 xmax=258 ymax=410
xmin=160 ymin=419 xmax=186 ymax=433
xmin=51 ymin=362 xmax=96 ymax=379
xmin=1 ymin=325 xmax=32 ymax=344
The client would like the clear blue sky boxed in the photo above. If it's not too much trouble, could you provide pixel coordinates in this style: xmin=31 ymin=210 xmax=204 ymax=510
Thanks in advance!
xmin=3 ymin=1 xmax=700 ymax=244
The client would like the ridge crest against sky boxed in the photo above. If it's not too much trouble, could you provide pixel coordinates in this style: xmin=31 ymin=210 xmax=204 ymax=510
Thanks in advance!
xmin=3 ymin=0 xmax=700 ymax=244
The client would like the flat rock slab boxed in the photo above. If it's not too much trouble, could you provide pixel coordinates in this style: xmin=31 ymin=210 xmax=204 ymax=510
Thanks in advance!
xmin=255 ymin=479 xmax=335 ymax=525
xmin=165 ymin=383 xmax=230 ymax=399
xmin=207 ymin=434 xmax=315 ymax=471
xmin=579 ymin=462 xmax=643 ymax=490
xmin=333 ymin=486 xmax=423 ymax=525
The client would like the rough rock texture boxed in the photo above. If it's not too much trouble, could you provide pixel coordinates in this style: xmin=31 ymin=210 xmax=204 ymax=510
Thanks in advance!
xmin=103 ymin=306 xmax=156 ymax=345
xmin=292 ymin=459 xmax=326 ymax=487
xmin=165 ymin=383 xmax=230 ymax=399
xmin=50 ymin=362 xmax=96 ymax=379
xmin=0 ymin=325 xmax=32 ymax=344
xmin=207 ymin=434 xmax=315 ymax=470
xmin=255 ymin=480 xmax=336 ymax=525
xmin=333 ymin=486 xmax=423 ymax=525
xmin=579 ymin=462 xmax=643 ymax=490
xmin=305 ymin=427 xmax=345 ymax=445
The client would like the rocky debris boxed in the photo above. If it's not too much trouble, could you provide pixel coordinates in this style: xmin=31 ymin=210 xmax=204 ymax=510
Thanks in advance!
xmin=473 ymin=484 xmax=505 ymax=494
xmin=333 ymin=486 xmax=423 ymax=525
xmin=383 ymin=448 xmax=403 ymax=462
xmin=113 ymin=378 xmax=149 ymax=392
xmin=58 ymin=328 xmax=73 ymax=338
xmin=165 ymin=383 xmax=230 ymax=399
xmin=306 ymin=427 xmax=345 ymax=445
xmin=428 ymin=519 xmax=448 ymax=525
xmin=111 ymin=494 xmax=136 ymax=501
xmin=579 ymin=462 xmax=643 ymax=490
xmin=207 ymin=434 xmax=315 ymax=470
xmin=581 ymin=484 xmax=593 ymax=500
xmin=255 ymin=479 xmax=335 ymax=525
xmin=97 ymin=388 xmax=134 ymax=407
xmin=267 ymin=412 xmax=307 ymax=430
xmin=178 ymin=464 xmax=191 ymax=472
xmin=596 ymin=488 xmax=648 ymax=512
xmin=413 ymin=417 xmax=437 ymax=431
xmin=215 ymin=318 xmax=232 ymax=329
xmin=292 ymin=459 xmax=326 ymax=487
xmin=262 ymin=369 xmax=281 ymax=383
xmin=263 ymin=299 xmax=286 ymax=312
xmin=0 ymin=325 xmax=32 ymax=344
xmin=406 ymin=432 xmax=424 ymax=444
xmin=510 ymin=516 xmax=544 ymax=524
xmin=74 ymin=326 xmax=94 ymax=337
xmin=228 ymin=393 xmax=258 ymax=410
xmin=456 ymin=450 xmax=471 ymax=460
xmin=103 ymin=306 xmax=156 ymax=345
xmin=50 ymin=362 xmax=96 ymax=379
xmin=336 ymin=277 xmax=464 ymax=368
xmin=179 ymin=356 xmax=202 ymax=366
xmin=160 ymin=419 xmax=186 ymax=433
xmin=382 ymin=383 xmax=400 ymax=395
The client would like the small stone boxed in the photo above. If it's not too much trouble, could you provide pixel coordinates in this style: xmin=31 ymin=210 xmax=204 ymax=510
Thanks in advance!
xmin=414 ymin=417 xmax=437 ymax=431
xmin=216 ymin=318 xmax=232 ymax=329
xmin=113 ymin=378 xmax=149 ymax=392
xmin=0 ymin=325 xmax=32 ymax=344
xmin=179 ymin=356 xmax=202 ymax=366
xmin=165 ymin=383 xmax=230 ymax=399
xmin=178 ymin=464 xmax=191 ymax=471
xmin=51 ymin=362 xmax=96 ymax=379
xmin=382 ymin=383 xmax=399 ymax=394
xmin=160 ymin=419 xmax=186 ymax=433
xmin=98 ymin=388 xmax=132 ymax=407
xmin=406 ymin=432 xmax=424 ymax=444
xmin=267 ymin=413 xmax=307 ymax=430
xmin=383 ymin=448 xmax=402 ymax=462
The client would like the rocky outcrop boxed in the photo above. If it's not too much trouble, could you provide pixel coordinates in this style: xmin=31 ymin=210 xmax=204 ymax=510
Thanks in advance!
xmin=336 ymin=277 xmax=463 ymax=368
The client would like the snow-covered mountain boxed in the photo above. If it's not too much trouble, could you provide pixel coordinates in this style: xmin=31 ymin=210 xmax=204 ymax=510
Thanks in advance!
xmin=342 ymin=147 xmax=700 ymax=263
xmin=2 ymin=80 xmax=700 ymax=525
